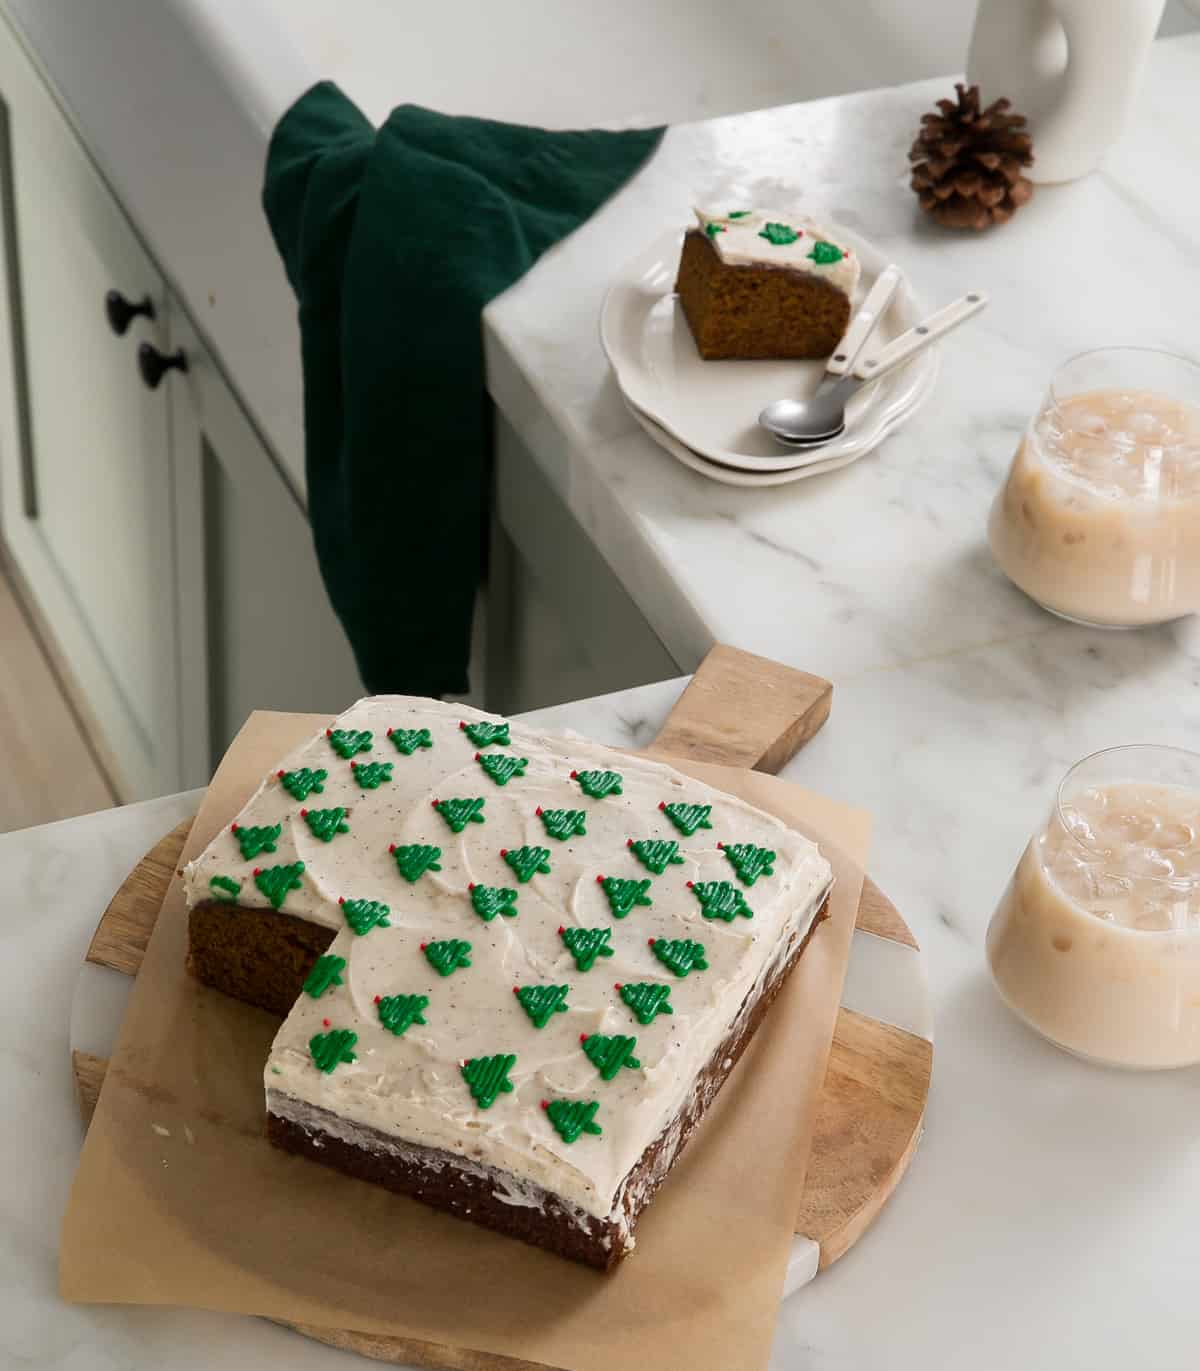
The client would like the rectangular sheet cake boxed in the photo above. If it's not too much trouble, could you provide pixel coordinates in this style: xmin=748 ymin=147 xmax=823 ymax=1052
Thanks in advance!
xmin=182 ymin=697 xmax=833 ymax=1268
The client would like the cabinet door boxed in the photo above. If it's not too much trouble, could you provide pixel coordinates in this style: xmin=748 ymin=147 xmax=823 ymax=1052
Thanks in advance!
xmin=0 ymin=18 xmax=181 ymax=798
xmin=168 ymin=309 xmax=363 ymax=784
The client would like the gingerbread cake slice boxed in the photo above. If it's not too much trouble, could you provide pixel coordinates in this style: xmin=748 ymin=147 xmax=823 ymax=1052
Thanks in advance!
xmin=182 ymin=697 xmax=833 ymax=1269
xmin=675 ymin=207 xmax=861 ymax=360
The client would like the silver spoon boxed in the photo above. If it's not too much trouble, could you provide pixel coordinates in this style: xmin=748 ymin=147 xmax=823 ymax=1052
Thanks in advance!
xmin=755 ymin=265 xmax=901 ymax=447
xmin=759 ymin=290 xmax=989 ymax=448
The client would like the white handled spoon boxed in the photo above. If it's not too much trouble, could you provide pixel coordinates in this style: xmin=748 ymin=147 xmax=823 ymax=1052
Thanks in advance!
xmin=817 ymin=263 xmax=903 ymax=391
xmin=758 ymin=290 xmax=989 ymax=448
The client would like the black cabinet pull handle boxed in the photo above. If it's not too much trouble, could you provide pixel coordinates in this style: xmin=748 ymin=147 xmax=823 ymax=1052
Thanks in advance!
xmin=105 ymin=289 xmax=154 ymax=336
xmin=137 ymin=341 xmax=187 ymax=389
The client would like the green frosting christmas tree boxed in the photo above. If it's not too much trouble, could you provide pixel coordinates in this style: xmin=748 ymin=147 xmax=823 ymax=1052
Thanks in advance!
xmin=434 ymin=796 xmax=486 ymax=833
xmin=423 ymin=938 xmax=472 ymax=977
xmin=469 ymin=883 xmax=518 ymax=921
xmin=327 ymin=727 xmax=372 ymax=758
xmin=278 ymin=766 xmax=326 ymax=800
xmin=351 ymin=760 xmax=393 ymax=790
xmin=209 ymin=874 xmax=241 ymax=902
xmin=386 ymin=725 xmax=433 ymax=755
xmin=461 ymin=719 xmax=510 ymax=748
xmin=376 ymin=992 xmax=429 ymax=1036
xmin=231 ymin=821 xmax=280 ymax=861
xmin=309 ymin=1027 xmax=357 ymax=1073
xmin=659 ymin=802 xmax=712 ymax=836
xmin=689 ymin=879 xmax=753 ymax=921
xmin=303 ymin=954 xmax=346 ymax=998
xmin=650 ymin=937 xmax=709 ymax=978
xmin=759 ymin=221 xmax=799 ymax=246
xmin=581 ymin=1032 xmax=640 ymax=1081
xmin=543 ymin=1098 xmax=602 ymax=1144
xmin=339 ymin=897 xmax=391 ymax=935
xmin=618 ymin=981 xmax=674 ymax=1025
xmin=253 ymin=861 xmax=305 ymax=910
xmin=476 ymin=752 xmax=528 ymax=786
xmin=598 ymin=874 xmax=653 ymax=919
xmin=461 ymin=1052 xmax=516 ymax=1109
xmin=301 ymin=806 xmax=349 ymax=842
xmin=560 ymin=925 xmax=614 ymax=971
xmin=808 ymin=240 xmax=843 ymax=264
xmin=628 ymin=838 xmax=684 ymax=875
xmin=538 ymin=806 xmax=587 ymax=841
xmin=571 ymin=768 xmax=623 ymax=798
xmin=514 ymin=983 xmax=570 ymax=1028
xmin=720 ymin=841 xmax=776 ymax=886
xmin=391 ymin=843 xmax=442 ymax=882
xmin=503 ymin=845 xmax=551 ymax=882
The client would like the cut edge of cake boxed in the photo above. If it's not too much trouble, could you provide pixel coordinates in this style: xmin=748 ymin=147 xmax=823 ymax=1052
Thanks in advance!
xmin=675 ymin=207 xmax=860 ymax=361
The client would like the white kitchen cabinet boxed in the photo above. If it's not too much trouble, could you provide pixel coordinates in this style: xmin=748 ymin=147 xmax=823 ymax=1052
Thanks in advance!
xmin=487 ymin=415 xmax=681 ymax=714
xmin=167 ymin=311 xmax=363 ymax=783
xmin=0 ymin=14 xmax=180 ymax=799
xmin=0 ymin=14 xmax=361 ymax=799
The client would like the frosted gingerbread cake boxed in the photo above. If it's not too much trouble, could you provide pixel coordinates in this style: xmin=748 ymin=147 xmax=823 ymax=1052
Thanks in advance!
xmin=675 ymin=208 xmax=860 ymax=360
xmin=182 ymin=697 xmax=833 ymax=1269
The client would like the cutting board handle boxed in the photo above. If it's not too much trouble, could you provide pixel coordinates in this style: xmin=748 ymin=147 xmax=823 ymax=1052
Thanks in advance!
xmin=644 ymin=644 xmax=832 ymax=775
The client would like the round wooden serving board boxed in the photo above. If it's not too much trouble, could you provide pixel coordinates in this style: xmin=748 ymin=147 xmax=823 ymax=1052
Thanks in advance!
xmin=70 ymin=646 xmax=932 ymax=1365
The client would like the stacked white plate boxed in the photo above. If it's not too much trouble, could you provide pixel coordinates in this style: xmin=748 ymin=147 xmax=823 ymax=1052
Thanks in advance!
xmin=600 ymin=226 xmax=938 ymax=487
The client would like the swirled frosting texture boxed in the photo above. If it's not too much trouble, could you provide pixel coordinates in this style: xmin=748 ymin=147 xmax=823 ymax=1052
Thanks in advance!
xmin=183 ymin=697 xmax=832 ymax=1221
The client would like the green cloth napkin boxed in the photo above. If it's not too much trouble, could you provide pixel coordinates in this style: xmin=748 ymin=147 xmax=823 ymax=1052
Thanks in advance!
xmin=262 ymin=82 xmax=663 ymax=696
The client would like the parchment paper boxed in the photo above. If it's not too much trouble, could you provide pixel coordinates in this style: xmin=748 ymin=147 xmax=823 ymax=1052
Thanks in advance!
xmin=60 ymin=710 xmax=869 ymax=1371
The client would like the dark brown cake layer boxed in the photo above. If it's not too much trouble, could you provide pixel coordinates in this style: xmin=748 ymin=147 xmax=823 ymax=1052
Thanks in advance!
xmin=675 ymin=228 xmax=851 ymax=361
xmin=267 ymin=890 xmax=830 ymax=1270
xmin=188 ymin=901 xmax=334 ymax=1016
xmin=266 ymin=1110 xmax=624 ymax=1268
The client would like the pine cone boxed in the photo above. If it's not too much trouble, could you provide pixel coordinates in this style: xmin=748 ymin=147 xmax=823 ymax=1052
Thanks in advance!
xmin=909 ymin=83 xmax=1034 ymax=230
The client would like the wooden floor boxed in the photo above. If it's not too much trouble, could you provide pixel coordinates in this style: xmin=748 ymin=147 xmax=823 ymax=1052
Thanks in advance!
xmin=0 ymin=567 xmax=116 ymax=834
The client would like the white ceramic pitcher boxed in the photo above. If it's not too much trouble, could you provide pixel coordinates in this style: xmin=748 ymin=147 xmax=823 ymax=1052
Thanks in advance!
xmin=967 ymin=0 xmax=1165 ymax=183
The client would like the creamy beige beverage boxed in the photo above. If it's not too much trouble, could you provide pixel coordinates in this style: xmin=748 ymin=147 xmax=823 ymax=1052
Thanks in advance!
xmin=989 ymin=386 xmax=1200 ymax=626
xmin=987 ymin=779 xmax=1200 ymax=1068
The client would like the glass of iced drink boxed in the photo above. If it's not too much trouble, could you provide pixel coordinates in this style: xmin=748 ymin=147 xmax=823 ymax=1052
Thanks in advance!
xmin=989 ymin=348 xmax=1200 ymax=627
xmin=987 ymin=745 xmax=1200 ymax=1068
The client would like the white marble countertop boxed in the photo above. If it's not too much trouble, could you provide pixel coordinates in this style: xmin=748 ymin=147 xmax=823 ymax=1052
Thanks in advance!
xmin=485 ymin=33 xmax=1200 ymax=681
xmin=8 ymin=674 xmax=1200 ymax=1369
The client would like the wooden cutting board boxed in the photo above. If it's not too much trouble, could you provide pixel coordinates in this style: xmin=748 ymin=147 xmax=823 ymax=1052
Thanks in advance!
xmin=72 ymin=645 xmax=931 ymax=1362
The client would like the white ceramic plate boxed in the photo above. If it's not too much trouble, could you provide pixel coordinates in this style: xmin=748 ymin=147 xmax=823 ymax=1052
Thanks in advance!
xmin=601 ymin=226 xmax=937 ymax=473
xmin=624 ymin=398 xmax=856 ymax=486
xmin=624 ymin=398 xmax=863 ymax=487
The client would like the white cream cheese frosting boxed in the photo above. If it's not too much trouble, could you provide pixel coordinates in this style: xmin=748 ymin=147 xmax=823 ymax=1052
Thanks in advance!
xmin=694 ymin=207 xmax=860 ymax=297
xmin=183 ymin=697 xmax=833 ymax=1226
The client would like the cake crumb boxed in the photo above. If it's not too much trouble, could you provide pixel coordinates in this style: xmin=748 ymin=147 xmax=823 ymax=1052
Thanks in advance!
xmin=184 ymin=1125 xmax=196 ymax=1145
xmin=151 ymin=1123 xmax=171 ymax=1138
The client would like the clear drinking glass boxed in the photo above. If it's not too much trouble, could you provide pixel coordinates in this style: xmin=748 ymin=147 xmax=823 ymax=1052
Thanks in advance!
xmin=986 ymin=745 xmax=1200 ymax=1069
xmin=988 ymin=347 xmax=1200 ymax=627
